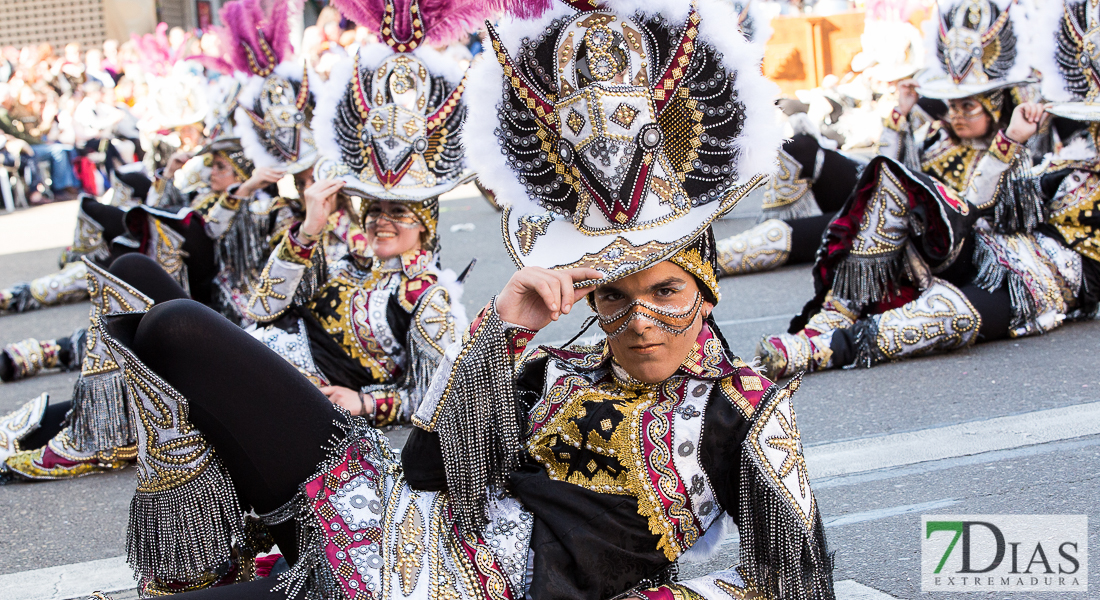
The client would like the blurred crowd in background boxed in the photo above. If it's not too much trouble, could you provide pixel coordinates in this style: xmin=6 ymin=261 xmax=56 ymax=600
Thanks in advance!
xmin=0 ymin=0 xmax=922 ymax=207
xmin=0 ymin=4 xmax=480 ymax=205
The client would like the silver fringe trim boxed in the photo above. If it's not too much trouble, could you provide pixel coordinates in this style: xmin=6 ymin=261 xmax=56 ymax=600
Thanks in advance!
xmin=972 ymin=236 xmax=1039 ymax=332
xmin=738 ymin=385 xmax=835 ymax=600
xmin=292 ymin=248 xmax=327 ymax=307
xmin=992 ymin=156 xmax=1044 ymax=234
xmin=435 ymin=305 xmax=522 ymax=533
xmin=126 ymin=457 xmax=245 ymax=582
xmin=66 ymin=371 xmax=135 ymax=452
xmin=213 ymin=201 xmax=268 ymax=294
xmin=274 ymin=412 xmax=373 ymax=600
xmin=759 ymin=193 xmax=822 ymax=222
xmin=831 ymin=253 xmax=906 ymax=307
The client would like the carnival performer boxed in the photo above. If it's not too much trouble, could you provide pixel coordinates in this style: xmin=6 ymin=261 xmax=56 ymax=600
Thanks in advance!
xmin=752 ymin=0 xmax=1068 ymax=377
xmin=714 ymin=0 xmax=1041 ymax=280
xmin=86 ymin=1 xmax=833 ymax=599
xmin=237 ymin=0 xmax=471 ymax=427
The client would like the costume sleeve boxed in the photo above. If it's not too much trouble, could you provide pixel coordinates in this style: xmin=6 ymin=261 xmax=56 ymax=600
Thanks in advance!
xmin=244 ymin=225 xmax=326 ymax=323
xmin=147 ymin=170 xmax=192 ymax=210
xmin=201 ymin=190 xmax=244 ymax=239
xmin=964 ymin=130 xmax=1044 ymax=233
xmin=877 ymin=107 xmax=924 ymax=171
xmin=653 ymin=374 xmax=834 ymax=600
xmin=363 ymin=283 xmax=463 ymax=426
xmin=407 ymin=299 xmax=537 ymax=530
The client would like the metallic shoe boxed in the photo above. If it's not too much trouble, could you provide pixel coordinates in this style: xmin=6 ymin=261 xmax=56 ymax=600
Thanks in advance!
xmin=760 ymin=147 xmax=823 ymax=221
xmin=57 ymin=200 xmax=110 ymax=267
xmin=1 ymin=262 xmax=91 ymax=314
xmin=0 ymin=330 xmax=84 ymax=382
xmin=832 ymin=164 xmax=911 ymax=306
xmin=99 ymin=312 xmax=244 ymax=587
xmin=1 ymin=338 xmax=60 ymax=381
xmin=5 ymin=428 xmax=135 ymax=480
xmin=716 ymin=219 xmax=793 ymax=276
xmin=0 ymin=393 xmax=49 ymax=466
xmin=757 ymin=293 xmax=858 ymax=379
xmin=850 ymin=279 xmax=981 ymax=367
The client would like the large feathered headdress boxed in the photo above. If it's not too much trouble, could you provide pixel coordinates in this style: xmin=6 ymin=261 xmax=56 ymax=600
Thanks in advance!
xmin=463 ymin=0 xmax=782 ymax=286
xmin=312 ymin=0 xmax=499 ymax=201
xmin=218 ymin=0 xmax=319 ymax=173
xmin=1037 ymin=0 xmax=1100 ymax=121
xmin=918 ymin=0 xmax=1033 ymax=99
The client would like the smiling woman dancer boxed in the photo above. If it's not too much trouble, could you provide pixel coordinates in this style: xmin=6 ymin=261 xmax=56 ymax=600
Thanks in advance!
xmin=86 ymin=0 xmax=833 ymax=598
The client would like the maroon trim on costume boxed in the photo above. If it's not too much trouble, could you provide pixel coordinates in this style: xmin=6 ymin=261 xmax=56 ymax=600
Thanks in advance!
xmin=399 ymin=273 xmax=439 ymax=308
xmin=651 ymin=8 xmax=699 ymax=114
xmin=370 ymin=149 xmax=415 ymax=190
xmin=285 ymin=224 xmax=317 ymax=259
xmin=485 ymin=22 xmax=559 ymax=133
xmin=303 ymin=440 xmax=387 ymax=600
xmin=448 ymin=505 xmax=518 ymax=598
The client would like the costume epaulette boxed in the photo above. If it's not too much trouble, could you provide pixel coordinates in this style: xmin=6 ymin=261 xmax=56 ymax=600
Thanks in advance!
xmin=397 ymin=272 xmax=439 ymax=313
xmin=716 ymin=363 xmax=772 ymax=421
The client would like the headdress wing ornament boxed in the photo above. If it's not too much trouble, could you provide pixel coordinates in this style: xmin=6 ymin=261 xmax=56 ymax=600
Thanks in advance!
xmin=312 ymin=0 xmax=498 ymax=201
xmin=219 ymin=0 xmax=319 ymax=173
xmin=463 ymin=0 xmax=782 ymax=285
xmin=918 ymin=0 xmax=1034 ymax=99
xmin=1038 ymin=0 xmax=1100 ymax=121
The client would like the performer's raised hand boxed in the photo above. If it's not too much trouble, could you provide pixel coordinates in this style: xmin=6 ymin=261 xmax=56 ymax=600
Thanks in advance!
xmin=300 ymin=179 xmax=344 ymax=240
xmin=896 ymin=79 xmax=920 ymax=116
xmin=237 ymin=166 xmax=286 ymax=198
xmin=495 ymin=266 xmax=603 ymax=331
xmin=1006 ymin=102 xmax=1046 ymax=144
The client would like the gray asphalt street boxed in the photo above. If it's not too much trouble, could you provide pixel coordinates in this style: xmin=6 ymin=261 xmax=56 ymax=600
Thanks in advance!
xmin=1 ymin=193 xmax=1097 ymax=599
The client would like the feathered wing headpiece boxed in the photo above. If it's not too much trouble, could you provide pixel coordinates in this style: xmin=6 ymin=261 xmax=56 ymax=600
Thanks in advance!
xmin=918 ymin=0 xmax=1034 ymax=99
xmin=1037 ymin=0 xmax=1100 ymax=121
xmin=311 ymin=0 xmax=502 ymax=201
xmin=463 ymin=0 xmax=782 ymax=286
xmin=218 ymin=0 xmax=318 ymax=173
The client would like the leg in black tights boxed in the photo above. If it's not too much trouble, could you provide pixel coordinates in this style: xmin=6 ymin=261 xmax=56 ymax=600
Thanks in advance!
xmin=129 ymin=299 xmax=344 ymax=564
xmin=17 ymin=400 xmax=70 ymax=450
xmin=109 ymin=254 xmax=190 ymax=304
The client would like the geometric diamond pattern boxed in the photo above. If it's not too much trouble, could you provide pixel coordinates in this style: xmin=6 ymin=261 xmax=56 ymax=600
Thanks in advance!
xmin=567 ymin=108 xmax=586 ymax=135
xmin=609 ymin=102 xmax=638 ymax=129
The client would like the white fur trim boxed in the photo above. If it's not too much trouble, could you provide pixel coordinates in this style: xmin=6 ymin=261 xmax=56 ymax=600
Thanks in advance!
xmin=462 ymin=0 xmax=782 ymax=213
xmin=412 ymin=46 xmax=465 ymax=85
xmin=435 ymin=267 xmax=469 ymax=333
xmin=312 ymin=55 xmax=356 ymax=164
xmin=677 ymin=512 xmax=733 ymax=563
xmin=357 ymin=43 xmax=398 ymax=72
xmin=1057 ymin=136 xmax=1097 ymax=160
xmin=234 ymin=61 xmax=310 ymax=169
xmin=1036 ymin=0 xmax=1074 ymax=102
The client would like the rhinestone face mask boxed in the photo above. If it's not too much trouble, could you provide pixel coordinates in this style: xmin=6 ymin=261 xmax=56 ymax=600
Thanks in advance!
xmin=596 ymin=291 xmax=703 ymax=339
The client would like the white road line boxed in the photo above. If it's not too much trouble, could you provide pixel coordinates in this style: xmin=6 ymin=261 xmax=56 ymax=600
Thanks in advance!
xmin=0 ymin=555 xmax=133 ymax=600
xmin=835 ymin=579 xmax=902 ymax=599
xmin=805 ymin=400 xmax=1100 ymax=479
xmin=824 ymin=498 xmax=960 ymax=528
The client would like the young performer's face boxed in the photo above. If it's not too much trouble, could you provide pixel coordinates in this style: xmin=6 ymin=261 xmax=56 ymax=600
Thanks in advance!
xmin=363 ymin=200 xmax=425 ymax=260
xmin=592 ymin=261 xmax=715 ymax=384
xmin=209 ymin=154 xmax=240 ymax=193
xmin=947 ymin=96 xmax=992 ymax=140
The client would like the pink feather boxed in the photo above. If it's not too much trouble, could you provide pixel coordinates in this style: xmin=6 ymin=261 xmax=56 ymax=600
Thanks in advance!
xmin=132 ymin=22 xmax=196 ymax=78
xmin=329 ymin=0 xmax=551 ymax=47
xmin=218 ymin=0 xmax=294 ymax=75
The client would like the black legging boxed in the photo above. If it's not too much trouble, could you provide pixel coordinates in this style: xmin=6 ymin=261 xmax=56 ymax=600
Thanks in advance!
xmin=79 ymin=199 xmax=217 ymax=303
xmin=127 ymin=299 xmax=344 ymax=566
xmin=777 ymin=136 xmax=863 ymax=265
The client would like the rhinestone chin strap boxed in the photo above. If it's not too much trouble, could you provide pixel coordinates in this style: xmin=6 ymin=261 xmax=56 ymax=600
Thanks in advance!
xmin=596 ymin=292 xmax=703 ymax=339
